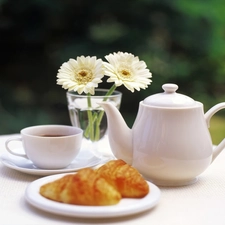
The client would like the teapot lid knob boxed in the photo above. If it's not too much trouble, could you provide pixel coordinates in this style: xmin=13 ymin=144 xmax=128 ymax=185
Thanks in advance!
xmin=143 ymin=83 xmax=196 ymax=108
xmin=162 ymin=84 xmax=178 ymax=93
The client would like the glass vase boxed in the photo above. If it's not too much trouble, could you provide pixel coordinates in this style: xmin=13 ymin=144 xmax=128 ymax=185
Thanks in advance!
xmin=66 ymin=89 xmax=122 ymax=157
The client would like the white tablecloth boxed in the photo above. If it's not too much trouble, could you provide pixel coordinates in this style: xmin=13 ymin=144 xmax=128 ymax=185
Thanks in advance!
xmin=1 ymin=134 xmax=225 ymax=225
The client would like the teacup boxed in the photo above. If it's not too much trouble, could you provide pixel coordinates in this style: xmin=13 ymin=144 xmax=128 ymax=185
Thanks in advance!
xmin=5 ymin=125 xmax=83 ymax=169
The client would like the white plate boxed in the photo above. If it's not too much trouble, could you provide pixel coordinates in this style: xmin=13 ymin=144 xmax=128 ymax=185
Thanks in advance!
xmin=25 ymin=173 xmax=160 ymax=218
xmin=0 ymin=148 xmax=107 ymax=176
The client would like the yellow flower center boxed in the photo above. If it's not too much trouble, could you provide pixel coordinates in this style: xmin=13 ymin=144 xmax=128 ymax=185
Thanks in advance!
xmin=118 ymin=67 xmax=132 ymax=80
xmin=121 ymin=69 xmax=130 ymax=76
xmin=75 ymin=69 xmax=93 ymax=84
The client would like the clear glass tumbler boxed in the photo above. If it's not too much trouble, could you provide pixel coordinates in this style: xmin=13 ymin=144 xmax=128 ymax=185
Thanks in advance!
xmin=66 ymin=89 xmax=122 ymax=156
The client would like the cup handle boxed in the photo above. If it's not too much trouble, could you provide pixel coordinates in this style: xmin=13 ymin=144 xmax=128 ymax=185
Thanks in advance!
xmin=5 ymin=137 xmax=28 ymax=159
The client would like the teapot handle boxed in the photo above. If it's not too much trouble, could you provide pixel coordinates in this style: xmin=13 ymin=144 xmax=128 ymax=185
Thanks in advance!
xmin=205 ymin=102 xmax=225 ymax=162
xmin=205 ymin=103 xmax=225 ymax=128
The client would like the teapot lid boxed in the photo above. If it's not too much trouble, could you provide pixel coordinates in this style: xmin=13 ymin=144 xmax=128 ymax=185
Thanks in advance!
xmin=143 ymin=83 xmax=196 ymax=107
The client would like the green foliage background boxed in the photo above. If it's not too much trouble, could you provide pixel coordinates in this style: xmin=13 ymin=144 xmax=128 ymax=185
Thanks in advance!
xmin=1 ymin=0 xmax=225 ymax=142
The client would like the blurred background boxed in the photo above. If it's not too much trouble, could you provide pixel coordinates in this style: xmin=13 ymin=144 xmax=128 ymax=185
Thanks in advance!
xmin=1 ymin=0 xmax=225 ymax=144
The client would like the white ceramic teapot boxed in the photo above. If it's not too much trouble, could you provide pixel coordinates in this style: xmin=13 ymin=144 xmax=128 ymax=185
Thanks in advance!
xmin=99 ymin=83 xmax=225 ymax=186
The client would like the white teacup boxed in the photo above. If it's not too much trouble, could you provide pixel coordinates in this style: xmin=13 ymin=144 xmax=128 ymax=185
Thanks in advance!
xmin=5 ymin=125 xmax=83 ymax=169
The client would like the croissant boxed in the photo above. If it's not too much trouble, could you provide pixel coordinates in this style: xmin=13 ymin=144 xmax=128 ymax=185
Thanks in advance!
xmin=40 ymin=168 xmax=121 ymax=206
xmin=96 ymin=159 xmax=149 ymax=198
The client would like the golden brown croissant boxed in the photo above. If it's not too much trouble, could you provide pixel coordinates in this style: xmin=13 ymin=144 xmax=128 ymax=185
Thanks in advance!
xmin=40 ymin=168 xmax=121 ymax=206
xmin=96 ymin=159 xmax=149 ymax=198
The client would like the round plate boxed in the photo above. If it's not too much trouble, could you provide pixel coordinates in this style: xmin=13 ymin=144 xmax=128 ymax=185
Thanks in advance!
xmin=25 ymin=173 xmax=161 ymax=218
xmin=0 ymin=149 xmax=108 ymax=176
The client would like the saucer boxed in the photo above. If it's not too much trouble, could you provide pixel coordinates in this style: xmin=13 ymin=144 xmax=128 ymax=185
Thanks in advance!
xmin=25 ymin=173 xmax=161 ymax=218
xmin=0 ymin=148 xmax=109 ymax=176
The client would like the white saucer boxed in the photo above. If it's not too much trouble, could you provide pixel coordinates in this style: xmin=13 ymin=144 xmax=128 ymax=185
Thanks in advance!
xmin=25 ymin=173 xmax=161 ymax=218
xmin=0 ymin=148 xmax=108 ymax=176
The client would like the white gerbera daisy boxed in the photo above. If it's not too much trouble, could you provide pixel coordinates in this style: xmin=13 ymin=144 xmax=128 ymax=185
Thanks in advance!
xmin=57 ymin=56 xmax=104 ymax=95
xmin=103 ymin=52 xmax=152 ymax=92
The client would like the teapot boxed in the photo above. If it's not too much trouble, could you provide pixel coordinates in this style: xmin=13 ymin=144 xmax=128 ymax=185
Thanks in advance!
xmin=99 ymin=83 xmax=225 ymax=186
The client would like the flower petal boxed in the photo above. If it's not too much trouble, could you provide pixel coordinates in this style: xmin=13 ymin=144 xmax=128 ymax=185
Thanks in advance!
xmin=104 ymin=52 xmax=152 ymax=92
xmin=56 ymin=56 xmax=104 ymax=94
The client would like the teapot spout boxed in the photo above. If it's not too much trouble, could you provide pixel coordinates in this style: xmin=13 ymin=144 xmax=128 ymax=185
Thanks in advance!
xmin=99 ymin=102 xmax=133 ymax=165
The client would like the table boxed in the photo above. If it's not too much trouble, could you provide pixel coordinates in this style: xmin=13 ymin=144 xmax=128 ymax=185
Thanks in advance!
xmin=1 ymin=133 xmax=225 ymax=225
